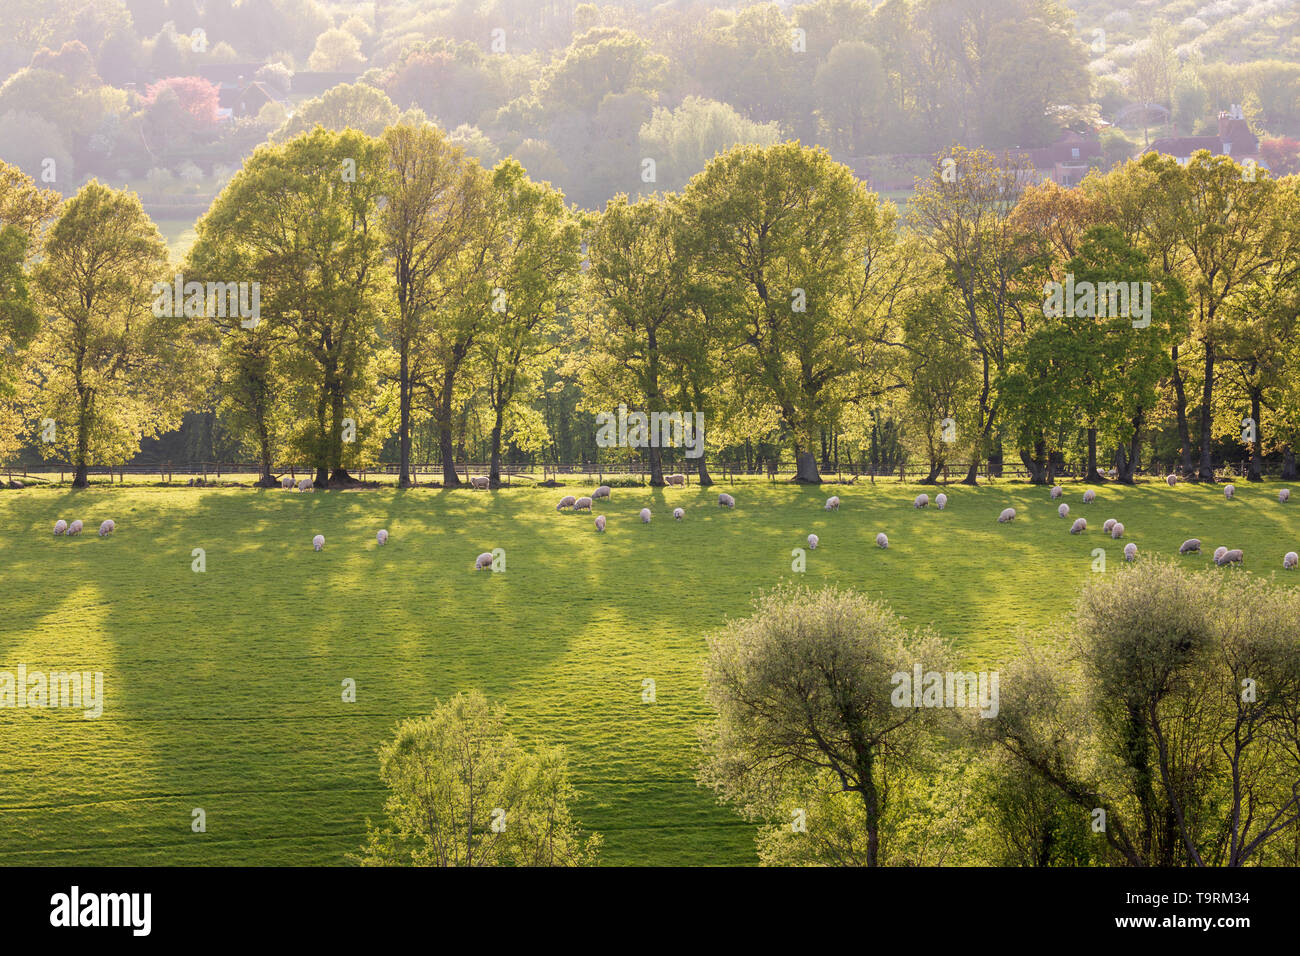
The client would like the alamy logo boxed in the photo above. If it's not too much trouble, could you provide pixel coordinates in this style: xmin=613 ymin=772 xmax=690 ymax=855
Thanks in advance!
xmin=50 ymin=886 xmax=151 ymax=936
xmin=890 ymin=664 xmax=999 ymax=718
xmin=152 ymin=274 xmax=261 ymax=328
xmin=595 ymin=404 xmax=705 ymax=458
xmin=0 ymin=665 xmax=103 ymax=718
xmin=1043 ymin=273 xmax=1152 ymax=328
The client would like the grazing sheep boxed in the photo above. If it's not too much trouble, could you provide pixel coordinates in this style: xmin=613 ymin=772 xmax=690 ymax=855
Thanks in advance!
xmin=313 ymin=534 xmax=325 ymax=552
xmin=475 ymin=551 xmax=494 ymax=569
xmin=281 ymin=476 xmax=294 ymax=489
xmin=1124 ymin=542 xmax=1137 ymax=562
xmin=1070 ymin=518 xmax=1086 ymax=534
xmin=595 ymin=515 xmax=606 ymax=532
xmin=53 ymin=519 xmax=67 ymax=536
xmin=935 ymin=493 xmax=947 ymax=510
xmin=825 ymin=495 xmax=840 ymax=511
xmin=718 ymin=493 xmax=735 ymax=508
xmin=593 ymin=485 xmax=611 ymax=500
xmin=1082 ymin=489 xmax=1096 ymax=504
xmin=377 ymin=529 xmax=388 ymax=545
xmin=876 ymin=532 xmax=889 ymax=549
xmin=673 ymin=507 xmax=684 ymax=520
xmin=1166 ymin=474 xmax=1178 ymax=487
xmin=1179 ymin=538 xmax=1201 ymax=554
xmin=1281 ymin=488 xmax=1291 ymax=504
xmin=1285 ymin=551 xmax=1298 ymax=570
xmin=997 ymin=507 xmax=1016 ymax=523
xmin=1110 ymin=522 xmax=1125 ymax=540
xmin=469 ymin=475 xmax=490 ymax=490
xmin=1058 ymin=503 xmax=1070 ymax=518
xmin=1050 ymin=485 xmax=1062 ymax=500
xmin=298 ymin=477 xmax=313 ymax=492
xmin=574 ymin=496 xmax=593 ymax=511
xmin=556 ymin=495 xmax=576 ymax=511
xmin=640 ymin=507 xmax=652 ymax=523
xmin=67 ymin=520 xmax=82 ymax=536
xmin=666 ymin=474 xmax=685 ymax=486
xmin=807 ymin=533 xmax=819 ymax=550
xmin=1102 ymin=518 xmax=1117 ymax=534
xmin=1213 ymin=546 xmax=1228 ymax=564
xmin=1224 ymin=483 xmax=1235 ymax=500
xmin=98 ymin=519 xmax=115 ymax=537
xmin=914 ymin=493 xmax=929 ymax=509
xmin=1217 ymin=548 xmax=1244 ymax=567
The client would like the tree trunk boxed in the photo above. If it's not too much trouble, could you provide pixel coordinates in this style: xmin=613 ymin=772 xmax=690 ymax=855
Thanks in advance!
xmin=794 ymin=448 xmax=821 ymax=483
xmin=488 ymin=403 xmax=505 ymax=488
xmin=439 ymin=369 xmax=460 ymax=486
xmin=647 ymin=441 xmax=665 ymax=486
xmin=1085 ymin=428 xmax=1104 ymax=482
xmin=695 ymin=454 xmax=713 ymax=486
xmin=1247 ymin=388 xmax=1264 ymax=482
xmin=1117 ymin=408 xmax=1142 ymax=484
xmin=398 ymin=348 xmax=412 ymax=488
xmin=1020 ymin=444 xmax=1047 ymax=484
xmin=1197 ymin=341 xmax=1216 ymax=481
xmin=1283 ymin=446 xmax=1297 ymax=480
xmin=1171 ymin=344 xmax=1193 ymax=476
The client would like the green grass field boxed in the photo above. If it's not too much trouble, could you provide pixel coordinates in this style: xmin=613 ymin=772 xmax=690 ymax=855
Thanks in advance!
xmin=1 ymin=478 xmax=1296 ymax=866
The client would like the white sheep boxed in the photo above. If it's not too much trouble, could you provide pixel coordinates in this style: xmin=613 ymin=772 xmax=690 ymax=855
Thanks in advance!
xmin=1179 ymin=538 xmax=1201 ymax=554
xmin=593 ymin=485 xmax=611 ymax=500
xmin=53 ymin=519 xmax=67 ymax=536
xmin=1217 ymin=548 xmax=1244 ymax=566
xmin=98 ymin=519 xmax=115 ymax=537
xmin=595 ymin=515 xmax=606 ymax=532
xmin=825 ymin=495 xmax=840 ymax=511
xmin=1281 ymin=488 xmax=1291 ymax=504
xmin=1082 ymin=489 xmax=1096 ymax=504
xmin=807 ymin=533 xmax=819 ymax=550
xmin=997 ymin=507 xmax=1016 ymax=523
xmin=67 ymin=520 xmax=83 ymax=536
xmin=914 ymin=493 xmax=929 ymax=509
xmin=298 ymin=477 xmax=313 ymax=492
xmin=640 ymin=507 xmax=652 ymax=523
xmin=1166 ymin=474 xmax=1178 ymax=487
xmin=666 ymin=474 xmax=685 ymax=486
xmin=377 ymin=529 xmax=388 ymax=545
xmin=935 ymin=493 xmax=947 ymax=510
xmin=718 ymin=493 xmax=735 ymax=508
xmin=1124 ymin=542 xmax=1137 ymax=562
xmin=556 ymin=495 xmax=576 ymax=511
xmin=475 ymin=551 xmax=494 ymax=569
xmin=574 ymin=496 xmax=593 ymax=511
xmin=281 ymin=476 xmax=294 ymax=489
xmin=673 ymin=507 xmax=684 ymax=520
xmin=1102 ymin=518 xmax=1117 ymax=534
xmin=1284 ymin=551 xmax=1298 ymax=570
xmin=1224 ymin=483 xmax=1235 ymax=500
xmin=876 ymin=532 xmax=889 ymax=549
xmin=1213 ymin=546 xmax=1228 ymax=564
xmin=1110 ymin=522 xmax=1125 ymax=540
xmin=470 ymin=475 xmax=490 ymax=490
xmin=1070 ymin=517 xmax=1086 ymax=534
xmin=1050 ymin=485 xmax=1062 ymax=500
xmin=313 ymin=534 xmax=324 ymax=551
xmin=1058 ymin=503 xmax=1069 ymax=518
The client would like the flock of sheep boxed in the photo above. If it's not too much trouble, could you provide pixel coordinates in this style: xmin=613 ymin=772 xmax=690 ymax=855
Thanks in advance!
xmin=51 ymin=517 xmax=114 ymax=537
xmin=990 ymin=481 xmax=1295 ymax=570
xmin=46 ymin=471 xmax=1298 ymax=573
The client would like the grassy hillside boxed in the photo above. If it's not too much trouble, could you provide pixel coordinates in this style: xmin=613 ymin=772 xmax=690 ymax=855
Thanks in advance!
xmin=1 ymin=478 xmax=1296 ymax=865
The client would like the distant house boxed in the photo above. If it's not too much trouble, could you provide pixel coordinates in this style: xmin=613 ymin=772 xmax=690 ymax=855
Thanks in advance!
xmin=1140 ymin=105 xmax=1263 ymax=167
xmin=1019 ymin=130 xmax=1103 ymax=187
xmin=289 ymin=71 xmax=362 ymax=98
xmin=218 ymin=81 xmax=279 ymax=119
